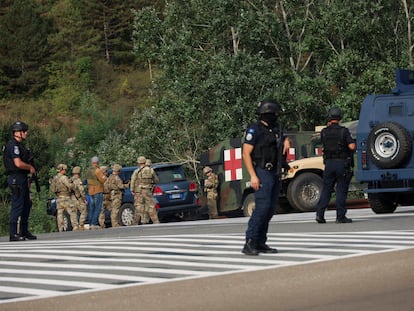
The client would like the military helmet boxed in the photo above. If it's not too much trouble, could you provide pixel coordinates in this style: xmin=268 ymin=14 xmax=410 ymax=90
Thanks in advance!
xmin=72 ymin=166 xmax=81 ymax=174
xmin=11 ymin=121 xmax=29 ymax=132
xmin=256 ymin=99 xmax=281 ymax=115
xmin=203 ymin=166 xmax=212 ymax=174
xmin=137 ymin=156 xmax=146 ymax=164
xmin=113 ymin=164 xmax=122 ymax=172
xmin=145 ymin=159 xmax=152 ymax=166
xmin=100 ymin=166 xmax=108 ymax=172
xmin=327 ymin=107 xmax=343 ymax=120
xmin=57 ymin=164 xmax=67 ymax=171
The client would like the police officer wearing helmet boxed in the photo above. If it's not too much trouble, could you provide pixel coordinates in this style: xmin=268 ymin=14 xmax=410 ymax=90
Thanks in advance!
xmin=3 ymin=121 xmax=37 ymax=241
xmin=315 ymin=107 xmax=356 ymax=224
xmin=242 ymin=99 xmax=290 ymax=255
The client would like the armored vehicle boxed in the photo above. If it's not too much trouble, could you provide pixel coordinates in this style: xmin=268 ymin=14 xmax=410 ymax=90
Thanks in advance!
xmin=356 ymin=69 xmax=414 ymax=213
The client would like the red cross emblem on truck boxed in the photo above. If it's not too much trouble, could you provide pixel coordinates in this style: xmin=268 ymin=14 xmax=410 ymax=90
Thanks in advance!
xmin=224 ymin=148 xmax=242 ymax=181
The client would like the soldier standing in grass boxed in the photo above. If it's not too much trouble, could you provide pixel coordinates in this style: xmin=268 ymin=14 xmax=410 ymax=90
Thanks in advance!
xmin=107 ymin=164 xmax=129 ymax=227
xmin=131 ymin=156 xmax=160 ymax=225
xmin=70 ymin=166 xmax=88 ymax=230
xmin=203 ymin=166 xmax=219 ymax=219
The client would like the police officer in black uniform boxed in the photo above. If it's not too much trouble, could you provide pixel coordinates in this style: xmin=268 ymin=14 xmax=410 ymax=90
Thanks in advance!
xmin=242 ymin=99 xmax=289 ymax=255
xmin=315 ymin=107 xmax=356 ymax=224
xmin=3 ymin=121 xmax=37 ymax=241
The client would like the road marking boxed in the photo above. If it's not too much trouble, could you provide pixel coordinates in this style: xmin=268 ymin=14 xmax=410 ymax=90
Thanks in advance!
xmin=0 ymin=230 xmax=413 ymax=304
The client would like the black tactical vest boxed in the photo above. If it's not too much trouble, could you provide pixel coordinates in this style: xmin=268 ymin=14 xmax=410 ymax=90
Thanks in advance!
xmin=321 ymin=125 xmax=348 ymax=159
xmin=251 ymin=122 xmax=280 ymax=170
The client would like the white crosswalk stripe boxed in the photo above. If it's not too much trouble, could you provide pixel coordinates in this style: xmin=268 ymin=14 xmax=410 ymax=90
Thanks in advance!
xmin=0 ymin=230 xmax=413 ymax=304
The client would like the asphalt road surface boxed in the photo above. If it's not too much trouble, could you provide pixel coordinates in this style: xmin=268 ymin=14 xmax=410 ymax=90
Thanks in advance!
xmin=1 ymin=206 xmax=414 ymax=311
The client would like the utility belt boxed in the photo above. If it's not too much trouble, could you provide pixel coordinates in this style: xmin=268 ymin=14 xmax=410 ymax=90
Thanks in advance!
xmin=254 ymin=161 xmax=277 ymax=171
xmin=57 ymin=192 xmax=71 ymax=197
xmin=323 ymin=152 xmax=349 ymax=160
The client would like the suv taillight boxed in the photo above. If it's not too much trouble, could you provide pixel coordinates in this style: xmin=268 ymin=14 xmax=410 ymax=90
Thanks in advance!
xmin=189 ymin=182 xmax=197 ymax=192
xmin=153 ymin=186 xmax=163 ymax=196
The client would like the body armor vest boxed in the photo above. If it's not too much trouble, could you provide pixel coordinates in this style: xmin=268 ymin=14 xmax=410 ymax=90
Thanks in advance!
xmin=251 ymin=123 xmax=279 ymax=170
xmin=322 ymin=125 xmax=349 ymax=159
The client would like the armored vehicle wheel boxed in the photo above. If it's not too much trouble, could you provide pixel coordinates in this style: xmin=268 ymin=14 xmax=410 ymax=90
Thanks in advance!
xmin=242 ymin=193 xmax=255 ymax=217
xmin=287 ymin=172 xmax=323 ymax=212
xmin=368 ymin=192 xmax=397 ymax=214
xmin=367 ymin=122 xmax=412 ymax=169
xmin=118 ymin=203 xmax=135 ymax=226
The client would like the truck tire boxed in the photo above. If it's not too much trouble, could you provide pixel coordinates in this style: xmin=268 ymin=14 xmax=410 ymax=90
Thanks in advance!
xmin=242 ymin=193 xmax=255 ymax=217
xmin=287 ymin=172 xmax=323 ymax=212
xmin=368 ymin=192 xmax=397 ymax=214
xmin=118 ymin=203 xmax=135 ymax=226
xmin=367 ymin=122 xmax=412 ymax=169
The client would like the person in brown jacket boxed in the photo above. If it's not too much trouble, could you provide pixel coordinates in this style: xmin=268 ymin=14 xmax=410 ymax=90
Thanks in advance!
xmin=86 ymin=156 xmax=107 ymax=229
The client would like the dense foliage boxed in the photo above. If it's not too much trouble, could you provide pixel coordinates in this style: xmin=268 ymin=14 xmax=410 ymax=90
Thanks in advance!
xmin=1 ymin=0 xmax=414 ymax=235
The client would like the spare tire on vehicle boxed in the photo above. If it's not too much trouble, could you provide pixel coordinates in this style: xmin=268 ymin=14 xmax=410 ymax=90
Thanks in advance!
xmin=367 ymin=122 xmax=412 ymax=169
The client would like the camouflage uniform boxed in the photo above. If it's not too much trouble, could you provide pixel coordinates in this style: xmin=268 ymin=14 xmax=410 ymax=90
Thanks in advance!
xmin=99 ymin=166 xmax=110 ymax=228
xmin=130 ymin=156 xmax=160 ymax=225
xmin=107 ymin=164 xmax=129 ymax=227
xmin=203 ymin=166 xmax=219 ymax=219
xmin=52 ymin=164 xmax=78 ymax=232
xmin=70 ymin=167 xmax=88 ymax=230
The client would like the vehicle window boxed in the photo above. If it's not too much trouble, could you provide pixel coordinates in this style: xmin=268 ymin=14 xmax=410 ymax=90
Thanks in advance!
xmin=156 ymin=166 xmax=186 ymax=183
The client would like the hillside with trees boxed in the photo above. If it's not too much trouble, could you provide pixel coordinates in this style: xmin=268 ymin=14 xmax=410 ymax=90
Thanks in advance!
xmin=1 ymin=0 xmax=414 ymax=234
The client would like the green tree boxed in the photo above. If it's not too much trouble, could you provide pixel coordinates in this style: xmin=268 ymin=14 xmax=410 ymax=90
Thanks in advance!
xmin=0 ymin=0 xmax=51 ymax=96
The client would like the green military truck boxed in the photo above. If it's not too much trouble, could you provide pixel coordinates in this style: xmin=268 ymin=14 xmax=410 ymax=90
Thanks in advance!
xmin=199 ymin=121 xmax=363 ymax=216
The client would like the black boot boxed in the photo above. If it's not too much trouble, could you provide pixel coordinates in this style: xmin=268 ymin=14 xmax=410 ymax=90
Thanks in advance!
xmin=257 ymin=243 xmax=278 ymax=254
xmin=242 ymin=239 xmax=259 ymax=256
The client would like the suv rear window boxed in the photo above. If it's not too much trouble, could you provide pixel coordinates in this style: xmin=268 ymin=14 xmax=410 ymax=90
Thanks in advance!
xmin=156 ymin=166 xmax=186 ymax=183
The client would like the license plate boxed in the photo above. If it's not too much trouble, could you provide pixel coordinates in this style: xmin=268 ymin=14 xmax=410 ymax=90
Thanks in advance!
xmin=169 ymin=193 xmax=182 ymax=199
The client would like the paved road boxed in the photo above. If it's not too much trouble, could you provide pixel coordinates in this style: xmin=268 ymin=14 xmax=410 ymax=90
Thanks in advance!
xmin=1 ymin=207 xmax=414 ymax=310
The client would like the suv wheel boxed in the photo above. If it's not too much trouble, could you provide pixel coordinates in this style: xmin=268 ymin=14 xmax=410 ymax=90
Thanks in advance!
xmin=367 ymin=122 xmax=412 ymax=169
xmin=118 ymin=203 xmax=135 ymax=226
xmin=287 ymin=172 xmax=323 ymax=212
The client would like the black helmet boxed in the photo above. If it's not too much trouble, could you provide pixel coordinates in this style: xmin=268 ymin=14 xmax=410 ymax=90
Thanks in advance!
xmin=327 ymin=107 xmax=343 ymax=120
xmin=10 ymin=121 xmax=29 ymax=132
xmin=256 ymin=99 xmax=281 ymax=115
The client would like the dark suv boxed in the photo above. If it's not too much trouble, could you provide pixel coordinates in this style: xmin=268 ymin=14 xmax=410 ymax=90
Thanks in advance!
xmin=47 ymin=162 xmax=202 ymax=230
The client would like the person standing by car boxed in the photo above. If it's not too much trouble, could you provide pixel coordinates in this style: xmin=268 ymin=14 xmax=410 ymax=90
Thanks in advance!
xmin=86 ymin=156 xmax=106 ymax=229
xmin=242 ymin=99 xmax=289 ymax=255
xmin=130 ymin=156 xmax=160 ymax=225
xmin=70 ymin=166 xmax=88 ymax=230
xmin=203 ymin=166 xmax=219 ymax=219
xmin=98 ymin=166 xmax=110 ymax=229
xmin=3 ymin=121 xmax=37 ymax=241
xmin=107 ymin=164 xmax=129 ymax=227
xmin=52 ymin=164 xmax=78 ymax=232
xmin=315 ymin=107 xmax=356 ymax=224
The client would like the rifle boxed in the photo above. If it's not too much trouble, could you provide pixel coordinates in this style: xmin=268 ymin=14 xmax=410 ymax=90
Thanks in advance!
xmin=27 ymin=150 xmax=41 ymax=198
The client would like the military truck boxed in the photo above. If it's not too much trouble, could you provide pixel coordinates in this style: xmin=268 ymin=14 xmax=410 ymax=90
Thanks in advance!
xmin=200 ymin=122 xmax=362 ymax=216
xmin=356 ymin=69 xmax=414 ymax=214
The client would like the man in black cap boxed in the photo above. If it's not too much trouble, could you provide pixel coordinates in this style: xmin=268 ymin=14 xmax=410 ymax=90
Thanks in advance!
xmin=3 ymin=121 xmax=37 ymax=241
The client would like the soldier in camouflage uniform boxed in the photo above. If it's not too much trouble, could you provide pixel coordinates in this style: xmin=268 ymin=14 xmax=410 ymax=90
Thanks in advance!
xmin=98 ymin=166 xmax=110 ymax=229
xmin=107 ymin=164 xmax=129 ymax=227
xmin=203 ymin=166 xmax=219 ymax=219
xmin=70 ymin=166 xmax=88 ymax=230
xmin=130 ymin=156 xmax=160 ymax=225
xmin=51 ymin=164 xmax=78 ymax=232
